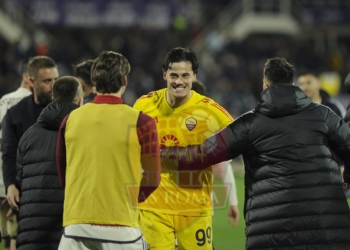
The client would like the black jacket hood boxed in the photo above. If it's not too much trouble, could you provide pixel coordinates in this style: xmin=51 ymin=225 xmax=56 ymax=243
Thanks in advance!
xmin=255 ymin=83 xmax=312 ymax=117
xmin=37 ymin=102 xmax=78 ymax=131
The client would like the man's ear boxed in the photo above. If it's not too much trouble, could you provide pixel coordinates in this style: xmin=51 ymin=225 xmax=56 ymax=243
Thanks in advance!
xmin=90 ymin=76 xmax=95 ymax=86
xmin=163 ymin=72 xmax=167 ymax=81
xmin=52 ymin=96 xmax=55 ymax=102
xmin=123 ymin=75 xmax=128 ymax=86
xmin=23 ymin=73 xmax=30 ymax=84
xmin=29 ymin=76 xmax=35 ymax=87
xmin=78 ymin=97 xmax=83 ymax=107
xmin=263 ymin=82 xmax=270 ymax=90
xmin=80 ymin=81 xmax=86 ymax=91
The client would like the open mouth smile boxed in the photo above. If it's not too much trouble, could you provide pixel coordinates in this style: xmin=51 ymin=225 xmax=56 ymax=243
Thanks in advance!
xmin=172 ymin=85 xmax=186 ymax=90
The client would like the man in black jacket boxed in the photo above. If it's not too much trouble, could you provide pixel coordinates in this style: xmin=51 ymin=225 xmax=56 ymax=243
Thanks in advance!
xmin=16 ymin=76 xmax=83 ymax=250
xmin=297 ymin=71 xmax=345 ymax=117
xmin=162 ymin=58 xmax=350 ymax=250
xmin=2 ymin=56 xmax=59 ymax=213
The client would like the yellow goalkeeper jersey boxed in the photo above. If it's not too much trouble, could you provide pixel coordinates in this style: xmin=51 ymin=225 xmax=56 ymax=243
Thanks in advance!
xmin=133 ymin=89 xmax=233 ymax=216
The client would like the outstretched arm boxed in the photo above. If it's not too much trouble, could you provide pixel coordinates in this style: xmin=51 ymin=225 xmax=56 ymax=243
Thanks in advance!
xmin=325 ymin=109 xmax=350 ymax=185
xmin=161 ymin=117 xmax=250 ymax=171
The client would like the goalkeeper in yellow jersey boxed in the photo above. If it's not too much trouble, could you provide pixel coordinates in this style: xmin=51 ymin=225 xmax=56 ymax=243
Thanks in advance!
xmin=133 ymin=47 xmax=236 ymax=250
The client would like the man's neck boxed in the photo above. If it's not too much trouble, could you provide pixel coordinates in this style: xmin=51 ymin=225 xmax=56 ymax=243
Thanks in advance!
xmin=312 ymin=94 xmax=322 ymax=104
xmin=84 ymin=88 xmax=93 ymax=97
xmin=97 ymin=93 xmax=122 ymax=98
xmin=166 ymin=91 xmax=192 ymax=109
xmin=20 ymin=81 xmax=31 ymax=91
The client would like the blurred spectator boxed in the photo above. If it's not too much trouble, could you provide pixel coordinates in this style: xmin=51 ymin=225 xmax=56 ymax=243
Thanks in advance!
xmin=0 ymin=58 xmax=32 ymax=124
xmin=0 ymin=57 xmax=32 ymax=250
xmin=297 ymin=71 xmax=345 ymax=117
xmin=1 ymin=2 xmax=350 ymax=121
xmin=73 ymin=60 xmax=96 ymax=104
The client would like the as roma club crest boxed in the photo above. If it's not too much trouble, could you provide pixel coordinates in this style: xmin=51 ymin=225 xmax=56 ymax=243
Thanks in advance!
xmin=185 ymin=117 xmax=197 ymax=131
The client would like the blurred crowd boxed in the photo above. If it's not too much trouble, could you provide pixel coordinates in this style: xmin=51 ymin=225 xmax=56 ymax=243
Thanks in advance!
xmin=1 ymin=1 xmax=350 ymax=118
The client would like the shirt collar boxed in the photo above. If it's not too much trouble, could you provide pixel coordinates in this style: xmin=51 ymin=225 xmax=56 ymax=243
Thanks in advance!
xmin=92 ymin=95 xmax=123 ymax=104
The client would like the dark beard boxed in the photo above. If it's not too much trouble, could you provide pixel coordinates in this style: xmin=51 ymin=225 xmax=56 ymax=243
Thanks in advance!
xmin=37 ymin=92 xmax=52 ymax=105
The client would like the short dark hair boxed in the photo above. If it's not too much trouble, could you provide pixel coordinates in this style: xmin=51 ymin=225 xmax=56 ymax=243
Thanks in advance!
xmin=162 ymin=47 xmax=198 ymax=74
xmin=21 ymin=57 xmax=33 ymax=74
xmin=28 ymin=56 xmax=57 ymax=78
xmin=191 ymin=79 xmax=208 ymax=96
xmin=91 ymin=51 xmax=130 ymax=94
xmin=53 ymin=76 xmax=81 ymax=102
xmin=264 ymin=58 xmax=294 ymax=85
xmin=296 ymin=70 xmax=316 ymax=79
xmin=73 ymin=60 xmax=94 ymax=87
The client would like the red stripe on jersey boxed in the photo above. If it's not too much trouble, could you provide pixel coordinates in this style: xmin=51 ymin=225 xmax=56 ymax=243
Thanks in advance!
xmin=201 ymin=98 xmax=211 ymax=103
xmin=135 ymin=92 xmax=157 ymax=102
xmin=211 ymin=103 xmax=233 ymax=120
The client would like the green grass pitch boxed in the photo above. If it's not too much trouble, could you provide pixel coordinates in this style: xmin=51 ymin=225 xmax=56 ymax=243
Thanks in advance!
xmin=0 ymin=168 xmax=348 ymax=250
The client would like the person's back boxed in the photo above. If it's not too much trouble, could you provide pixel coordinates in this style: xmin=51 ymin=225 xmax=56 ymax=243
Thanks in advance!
xmin=62 ymin=101 xmax=143 ymax=225
xmin=57 ymin=51 xmax=161 ymax=250
xmin=162 ymin=58 xmax=350 ymax=249
xmin=236 ymin=84 xmax=350 ymax=249
xmin=16 ymin=76 xmax=83 ymax=250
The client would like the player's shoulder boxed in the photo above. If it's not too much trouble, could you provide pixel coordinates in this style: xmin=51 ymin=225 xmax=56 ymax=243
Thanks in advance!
xmin=0 ymin=92 xmax=12 ymax=100
xmin=194 ymin=93 xmax=230 ymax=113
xmin=135 ymin=91 xmax=158 ymax=103
xmin=134 ymin=89 xmax=165 ymax=108
xmin=7 ymin=95 xmax=32 ymax=113
xmin=1 ymin=89 xmax=20 ymax=100
xmin=190 ymin=91 xmax=215 ymax=105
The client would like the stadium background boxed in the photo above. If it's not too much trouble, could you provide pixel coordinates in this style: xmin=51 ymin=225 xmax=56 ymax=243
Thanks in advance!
xmin=0 ymin=0 xmax=350 ymax=249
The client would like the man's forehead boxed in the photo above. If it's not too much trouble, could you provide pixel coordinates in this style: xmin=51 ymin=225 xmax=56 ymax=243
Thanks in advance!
xmin=35 ymin=67 xmax=58 ymax=80
xmin=37 ymin=67 xmax=58 ymax=74
xmin=299 ymin=74 xmax=316 ymax=81
xmin=168 ymin=61 xmax=193 ymax=72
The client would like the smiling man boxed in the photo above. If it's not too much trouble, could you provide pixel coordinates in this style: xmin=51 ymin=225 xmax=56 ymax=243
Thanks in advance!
xmin=161 ymin=58 xmax=350 ymax=249
xmin=133 ymin=47 xmax=234 ymax=250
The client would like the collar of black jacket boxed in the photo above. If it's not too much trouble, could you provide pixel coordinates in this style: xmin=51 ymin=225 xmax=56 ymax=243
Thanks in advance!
xmin=255 ymin=83 xmax=312 ymax=118
xmin=37 ymin=102 xmax=79 ymax=131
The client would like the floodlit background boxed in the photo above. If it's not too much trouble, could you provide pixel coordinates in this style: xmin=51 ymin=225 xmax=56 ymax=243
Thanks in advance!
xmin=1 ymin=0 xmax=350 ymax=249
xmin=2 ymin=0 xmax=350 ymax=116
